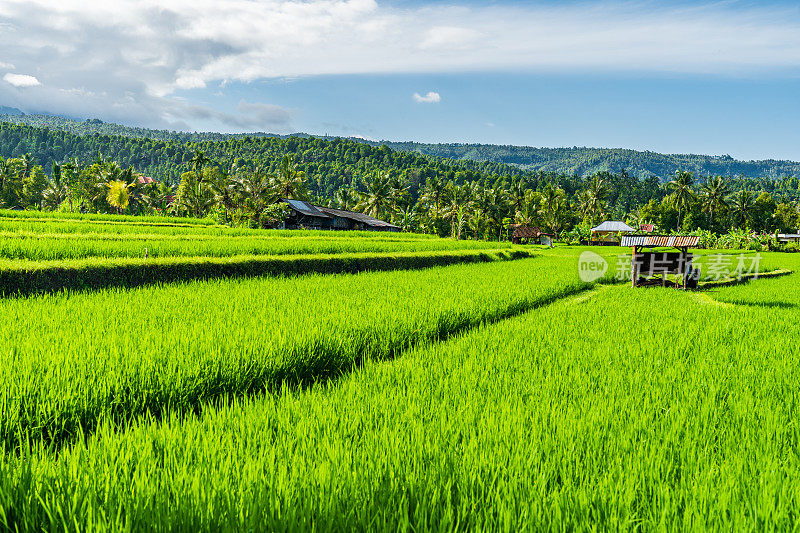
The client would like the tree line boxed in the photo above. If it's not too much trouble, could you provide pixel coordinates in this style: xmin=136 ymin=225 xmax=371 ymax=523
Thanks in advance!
xmin=2 ymin=145 xmax=800 ymax=241
xmin=5 ymin=112 xmax=800 ymax=180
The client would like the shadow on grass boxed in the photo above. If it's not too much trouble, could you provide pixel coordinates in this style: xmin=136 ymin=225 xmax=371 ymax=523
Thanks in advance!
xmin=5 ymin=279 xmax=598 ymax=457
xmin=720 ymin=299 xmax=796 ymax=309
xmin=0 ymin=249 xmax=533 ymax=299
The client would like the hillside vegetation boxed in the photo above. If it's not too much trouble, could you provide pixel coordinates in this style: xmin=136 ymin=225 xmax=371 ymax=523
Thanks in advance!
xmin=4 ymin=112 xmax=800 ymax=179
xmin=376 ymin=141 xmax=800 ymax=179
xmin=2 ymin=116 xmax=800 ymax=241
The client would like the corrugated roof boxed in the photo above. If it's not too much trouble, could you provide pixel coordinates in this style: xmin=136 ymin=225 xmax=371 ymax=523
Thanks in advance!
xmin=510 ymin=225 xmax=553 ymax=238
xmin=621 ymin=235 xmax=700 ymax=247
xmin=591 ymin=221 xmax=637 ymax=233
xmin=283 ymin=199 xmax=331 ymax=218
xmin=317 ymin=206 xmax=398 ymax=228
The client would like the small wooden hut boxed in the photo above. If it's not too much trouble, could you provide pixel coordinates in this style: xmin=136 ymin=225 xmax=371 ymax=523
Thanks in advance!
xmin=589 ymin=221 xmax=636 ymax=245
xmin=510 ymin=225 xmax=554 ymax=245
xmin=621 ymin=235 xmax=701 ymax=289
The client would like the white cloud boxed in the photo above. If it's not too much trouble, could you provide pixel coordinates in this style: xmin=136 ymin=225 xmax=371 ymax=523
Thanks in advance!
xmin=0 ymin=62 xmax=14 ymax=69
xmin=1 ymin=0 xmax=800 ymax=129
xmin=3 ymin=73 xmax=40 ymax=87
xmin=419 ymin=26 xmax=481 ymax=51
xmin=413 ymin=91 xmax=441 ymax=104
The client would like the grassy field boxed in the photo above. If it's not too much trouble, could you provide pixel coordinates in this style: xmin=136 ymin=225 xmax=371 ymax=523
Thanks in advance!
xmin=6 ymin=270 xmax=800 ymax=530
xmin=0 ymin=212 xmax=525 ymax=295
xmin=0 ymin=212 xmax=504 ymax=261
xmin=0 ymin=214 xmax=795 ymax=531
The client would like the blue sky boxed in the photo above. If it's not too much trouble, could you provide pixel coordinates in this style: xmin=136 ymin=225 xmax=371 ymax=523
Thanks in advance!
xmin=180 ymin=72 xmax=800 ymax=160
xmin=1 ymin=0 xmax=800 ymax=160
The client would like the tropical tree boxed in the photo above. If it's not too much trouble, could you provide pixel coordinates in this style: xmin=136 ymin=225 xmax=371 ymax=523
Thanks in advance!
xmin=441 ymin=182 xmax=474 ymax=239
xmin=106 ymin=180 xmax=131 ymax=214
xmin=580 ymin=175 xmax=609 ymax=223
xmin=204 ymin=165 xmax=238 ymax=221
xmin=396 ymin=204 xmax=421 ymax=233
xmin=176 ymin=170 xmax=214 ymax=217
xmin=355 ymin=171 xmax=394 ymax=219
xmin=540 ymin=185 xmax=568 ymax=236
xmin=700 ymin=175 xmax=730 ymax=226
xmin=270 ymin=154 xmax=309 ymax=201
xmin=235 ymin=167 xmax=273 ymax=226
xmin=729 ymin=189 xmax=755 ymax=228
xmin=668 ymin=170 xmax=696 ymax=230
xmin=515 ymin=189 xmax=541 ymax=226
xmin=334 ymin=187 xmax=357 ymax=211
xmin=0 ymin=157 xmax=23 ymax=208
xmin=42 ymin=162 xmax=71 ymax=210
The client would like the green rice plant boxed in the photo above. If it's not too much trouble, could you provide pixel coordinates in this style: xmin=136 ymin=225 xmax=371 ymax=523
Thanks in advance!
xmin=0 ymin=253 xmax=603 ymax=453
xmin=0 ymin=231 xmax=511 ymax=261
xmin=0 ymin=209 xmax=216 ymax=226
xmin=3 ymin=271 xmax=800 ymax=530
xmin=0 ymin=248 xmax=530 ymax=297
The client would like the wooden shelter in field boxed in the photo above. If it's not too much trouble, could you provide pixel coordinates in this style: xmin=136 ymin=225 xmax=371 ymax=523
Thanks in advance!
xmin=777 ymin=233 xmax=800 ymax=243
xmin=589 ymin=221 xmax=636 ymax=245
xmin=281 ymin=199 xmax=399 ymax=232
xmin=510 ymin=225 xmax=554 ymax=246
xmin=621 ymin=235 xmax=701 ymax=289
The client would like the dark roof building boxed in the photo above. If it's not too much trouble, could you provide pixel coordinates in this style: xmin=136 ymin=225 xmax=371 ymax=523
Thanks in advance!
xmin=281 ymin=199 xmax=399 ymax=232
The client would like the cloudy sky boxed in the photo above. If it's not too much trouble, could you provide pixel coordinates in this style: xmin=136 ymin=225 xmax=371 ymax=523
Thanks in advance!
xmin=1 ymin=0 xmax=799 ymax=159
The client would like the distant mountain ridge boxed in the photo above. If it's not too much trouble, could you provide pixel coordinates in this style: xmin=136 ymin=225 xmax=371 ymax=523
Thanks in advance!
xmin=369 ymin=142 xmax=800 ymax=180
xmin=2 ymin=112 xmax=799 ymax=180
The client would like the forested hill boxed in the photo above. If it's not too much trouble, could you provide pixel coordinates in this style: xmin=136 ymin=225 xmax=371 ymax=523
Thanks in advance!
xmin=373 ymin=142 xmax=800 ymax=180
xmin=2 ymin=112 xmax=799 ymax=180
xmin=0 ymin=119 xmax=552 ymax=201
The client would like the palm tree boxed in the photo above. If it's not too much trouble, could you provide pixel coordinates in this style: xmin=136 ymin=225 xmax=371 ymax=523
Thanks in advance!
xmin=540 ymin=185 xmax=568 ymax=236
xmin=188 ymin=150 xmax=213 ymax=209
xmin=441 ymin=183 xmax=474 ymax=239
xmin=581 ymin=176 xmax=609 ymax=223
xmin=106 ymin=180 xmax=131 ymax=214
xmin=508 ymin=180 xmax=527 ymax=215
xmin=0 ymin=157 xmax=22 ymax=208
xmin=205 ymin=166 xmax=238 ymax=221
xmin=730 ymin=190 xmax=755 ymax=228
xmin=515 ymin=189 xmax=541 ymax=226
xmin=419 ymin=175 xmax=447 ymax=216
xmin=19 ymin=153 xmax=35 ymax=179
xmin=189 ymin=150 xmax=211 ymax=177
xmin=668 ymin=170 xmax=696 ymax=230
xmin=270 ymin=155 xmax=309 ymax=201
xmin=468 ymin=210 xmax=489 ymax=240
xmin=700 ymin=176 xmax=730 ymax=226
xmin=42 ymin=162 xmax=71 ymax=210
xmin=355 ymin=171 xmax=394 ymax=219
xmin=236 ymin=167 xmax=273 ymax=223
xmin=396 ymin=204 xmax=420 ymax=233
xmin=334 ymin=187 xmax=357 ymax=211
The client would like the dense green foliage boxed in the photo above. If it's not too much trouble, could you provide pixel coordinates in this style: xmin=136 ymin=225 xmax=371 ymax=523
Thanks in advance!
xmin=0 ymin=250 xmax=797 ymax=530
xmin=5 ymin=112 xmax=800 ymax=179
xmin=378 ymin=140 xmax=800 ymax=179
xmin=3 ymin=117 xmax=800 ymax=241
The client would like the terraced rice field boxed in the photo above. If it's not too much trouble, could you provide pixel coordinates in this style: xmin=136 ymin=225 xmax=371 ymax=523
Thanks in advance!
xmin=0 ymin=211 xmax=506 ymax=261
xmin=0 ymin=212 xmax=797 ymax=531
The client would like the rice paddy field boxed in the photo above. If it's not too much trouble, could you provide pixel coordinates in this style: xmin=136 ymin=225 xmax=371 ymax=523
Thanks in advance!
xmin=0 ymin=210 xmax=507 ymax=260
xmin=0 ymin=211 xmax=798 ymax=531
